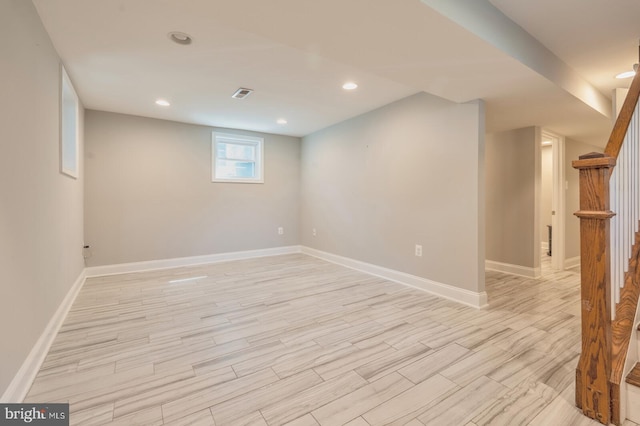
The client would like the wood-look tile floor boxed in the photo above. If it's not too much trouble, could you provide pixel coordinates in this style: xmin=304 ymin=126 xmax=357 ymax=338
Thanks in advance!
xmin=24 ymin=253 xmax=639 ymax=426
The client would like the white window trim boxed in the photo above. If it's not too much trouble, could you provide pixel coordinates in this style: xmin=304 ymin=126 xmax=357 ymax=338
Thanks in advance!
xmin=211 ymin=132 xmax=264 ymax=183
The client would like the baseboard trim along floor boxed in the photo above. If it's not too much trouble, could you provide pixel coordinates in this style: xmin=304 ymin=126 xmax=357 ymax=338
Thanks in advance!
xmin=564 ymin=256 xmax=581 ymax=270
xmin=85 ymin=246 xmax=488 ymax=309
xmin=1 ymin=270 xmax=87 ymax=403
xmin=84 ymin=246 xmax=303 ymax=278
xmin=485 ymin=260 xmax=542 ymax=279
xmin=302 ymin=247 xmax=488 ymax=309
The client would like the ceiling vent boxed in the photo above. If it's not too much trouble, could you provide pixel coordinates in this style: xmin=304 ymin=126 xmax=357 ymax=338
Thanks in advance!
xmin=231 ymin=88 xmax=253 ymax=99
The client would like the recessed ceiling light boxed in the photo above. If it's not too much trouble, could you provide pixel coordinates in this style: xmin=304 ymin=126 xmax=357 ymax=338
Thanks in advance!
xmin=277 ymin=118 xmax=287 ymax=125
xmin=168 ymin=31 xmax=192 ymax=45
xmin=155 ymin=99 xmax=170 ymax=106
xmin=616 ymin=71 xmax=636 ymax=79
xmin=342 ymin=82 xmax=358 ymax=90
xmin=616 ymin=63 xmax=639 ymax=79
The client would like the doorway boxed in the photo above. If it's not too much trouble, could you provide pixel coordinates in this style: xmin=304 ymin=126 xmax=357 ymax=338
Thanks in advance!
xmin=539 ymin=130 xmax=565 ymax=272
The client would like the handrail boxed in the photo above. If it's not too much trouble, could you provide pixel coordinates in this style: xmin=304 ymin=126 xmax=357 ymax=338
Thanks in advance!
xmin=609 ymin=66 xmax=640 ymax=425
xmin=574 ymin=44 xmax=640 ymax=425
xmin=605 ymin=62 xmax=640 ymax=159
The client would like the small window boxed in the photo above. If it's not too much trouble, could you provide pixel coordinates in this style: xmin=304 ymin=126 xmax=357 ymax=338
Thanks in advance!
xmin=212 ymin=132 xmax=264 ymax=183
xmin=61 ymin=66 xmax=79 ymax=178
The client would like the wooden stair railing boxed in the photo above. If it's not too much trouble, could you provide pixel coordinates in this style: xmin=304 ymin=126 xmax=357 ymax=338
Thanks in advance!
xmin=574 ymin=45 xmax=640 ymax=425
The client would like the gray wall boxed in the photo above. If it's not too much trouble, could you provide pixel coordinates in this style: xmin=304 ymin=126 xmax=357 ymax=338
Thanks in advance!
xmin=300 ymin=92 xmax=486 ymax=293
xmin=565 ymin=138 xmax=603 ymax=260
xmin=84 ymin=111 xmax=300 ymax=266
xmin=0 ymin=0 xmax=84 ymax=396
xmin=485 ymin=127 xmax=539 ymax=268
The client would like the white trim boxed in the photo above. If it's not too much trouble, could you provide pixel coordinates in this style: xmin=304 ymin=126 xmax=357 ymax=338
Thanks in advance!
xmin=485 ymin=260 xmax=542 ymax=278
xmin=564 ymin=256 xmax=580 ymax=270
xmin=621 ymin=381 xmax=629 ymax=425
xmin=627 ymin=381 xmax=640 ymax=423
xmin=541 ymin=241 xmax=549 ymax=251
xmin=302 ymin=247 xmax=488 ymax=309
xmin=85 ymin=246 xmax=301 ymax=277
xmin=1 ymin=270 xmax=87 ymax=403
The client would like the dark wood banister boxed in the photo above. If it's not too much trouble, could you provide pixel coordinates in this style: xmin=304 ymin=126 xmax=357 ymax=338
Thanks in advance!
xmin=605 ymin=60 xmax=640 ymax=159
xmin=574 ymin=45 xmax=640 ymax=425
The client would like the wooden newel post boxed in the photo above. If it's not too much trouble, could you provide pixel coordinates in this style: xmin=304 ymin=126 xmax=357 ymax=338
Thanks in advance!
xmin=573 ymin=152 xmax=616 ymax=424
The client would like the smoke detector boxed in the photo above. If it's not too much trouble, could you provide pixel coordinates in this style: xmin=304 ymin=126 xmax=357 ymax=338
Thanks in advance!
xmin=231 ymin=88 xmax=254 ymax=99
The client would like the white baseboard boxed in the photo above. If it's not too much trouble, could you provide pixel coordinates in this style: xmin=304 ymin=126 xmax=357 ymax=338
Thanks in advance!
xmin=1 ymin=270 xmax=87 ymax=403
xmin=302 ymin=246 xmax=488 ymax=309
xmin=627 ymin=381 xmax=640 ymax=423
xmin=564 ymin=256 xmax=580 ymax=270
xmin=85 ymin=246 xmax=302 ymax=277
xmin=541 ymin=242 xmax=549 ymax=251
xmin=485 ymin=260 xmax=541 ymax=279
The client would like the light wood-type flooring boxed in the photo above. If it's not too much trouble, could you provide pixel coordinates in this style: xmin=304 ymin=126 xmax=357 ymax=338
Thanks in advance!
xmin=24 ymin=253 xmax=639 ymax=425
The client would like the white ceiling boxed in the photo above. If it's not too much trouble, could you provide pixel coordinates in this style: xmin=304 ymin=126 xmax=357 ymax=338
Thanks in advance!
xmin=490 ymin=0 xmax=640 ymax=96
xmin=32 ymin=0 xmax=639 ymax=146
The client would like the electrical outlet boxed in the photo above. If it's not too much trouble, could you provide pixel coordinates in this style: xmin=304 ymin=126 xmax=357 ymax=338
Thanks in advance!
xmin=278 ymin=227 xmax=284 ymax=235
xmin=82 ymin=245 xmax=92 ymax=260
xmin=415 ymin=244 xmax=423 ymax=257
xmin=312 ymin=228 xmax=317 ymax=237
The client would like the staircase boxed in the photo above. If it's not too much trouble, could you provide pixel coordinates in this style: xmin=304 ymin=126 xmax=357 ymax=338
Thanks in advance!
xmin=628 ymin=363 xmax=640 ymax=389
xmin=574 ymin=45 xmax=640 ymax=425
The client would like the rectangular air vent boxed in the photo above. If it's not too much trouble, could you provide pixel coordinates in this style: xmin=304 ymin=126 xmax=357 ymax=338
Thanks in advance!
xmin=231 ymin=88 xmax=253 ymax=99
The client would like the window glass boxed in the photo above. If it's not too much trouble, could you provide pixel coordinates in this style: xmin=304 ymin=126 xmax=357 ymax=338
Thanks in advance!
xmin=212 ymin=133 xmax=263 ymax=183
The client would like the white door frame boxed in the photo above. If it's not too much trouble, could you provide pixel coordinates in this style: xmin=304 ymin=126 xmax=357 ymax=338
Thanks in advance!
xmin=543 ymin=130 xmax=566 ymax=271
